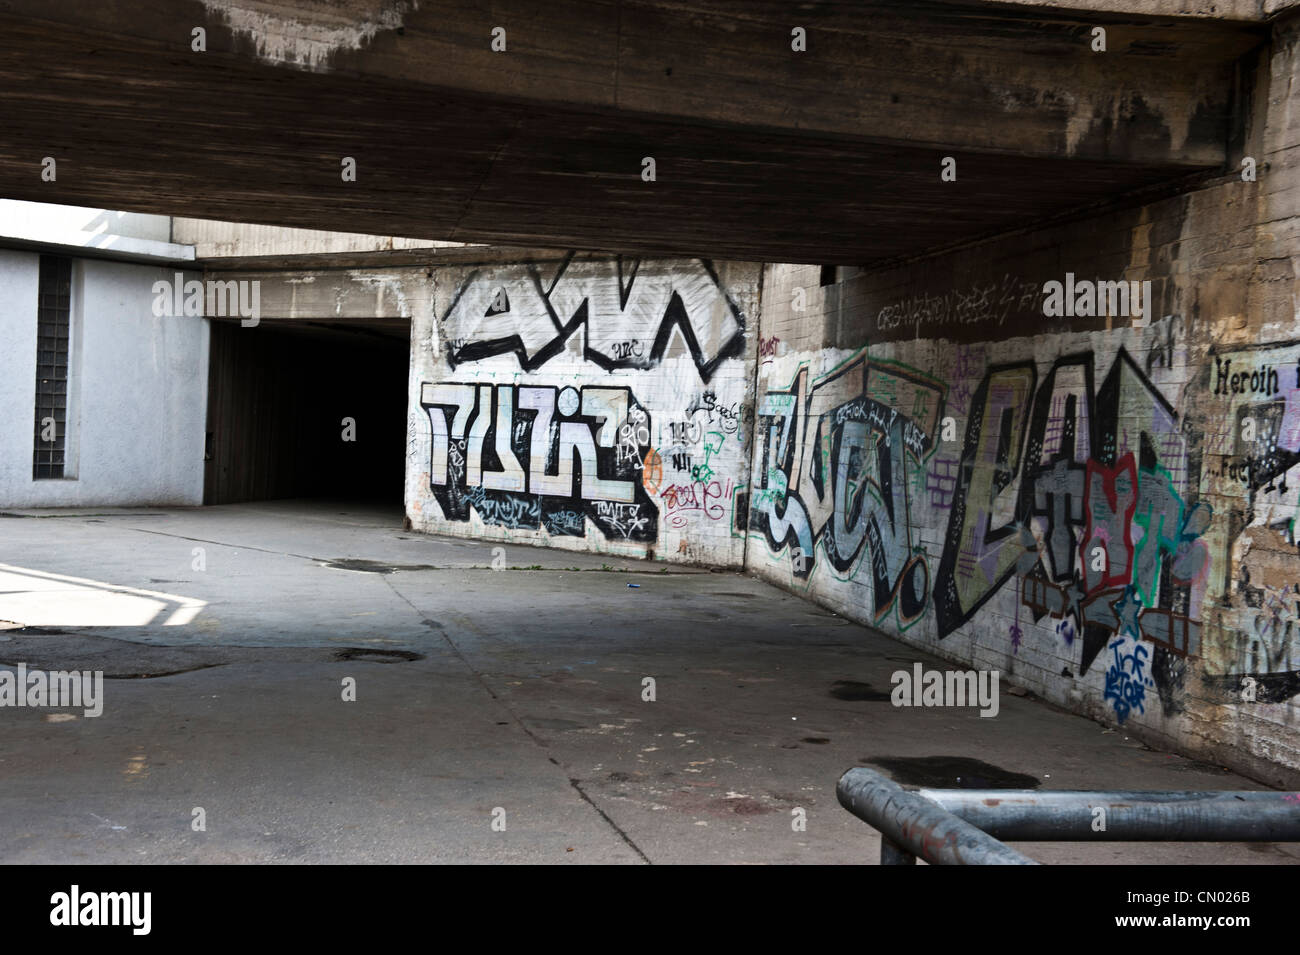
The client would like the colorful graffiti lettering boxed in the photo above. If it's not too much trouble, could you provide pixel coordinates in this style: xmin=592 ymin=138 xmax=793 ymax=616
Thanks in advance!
xmin=934 ymin=349 xmax=1211 ymax=683
xmin=749 ymin=351 xmax=944 ymax=629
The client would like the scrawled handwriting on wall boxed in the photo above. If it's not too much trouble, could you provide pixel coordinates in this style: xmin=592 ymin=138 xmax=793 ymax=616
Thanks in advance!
xmin=660 ymin=477 xmax=735 ymax=529
xmin=874 ymin=275 xmax=1041 ymax=341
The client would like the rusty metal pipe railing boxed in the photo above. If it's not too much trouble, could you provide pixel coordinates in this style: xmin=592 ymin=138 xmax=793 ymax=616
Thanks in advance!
xmin=836 ymin=768 xmax=1039 ymax=865
xmin=838 ymin=768 xmax=1300 ymax=864
xmin=917 ymin=787 xmax=1300 ymax=842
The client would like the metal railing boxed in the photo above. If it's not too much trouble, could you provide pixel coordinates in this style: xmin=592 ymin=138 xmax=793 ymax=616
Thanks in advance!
xmin=836 ymin=768 xmax=1300 ymax=865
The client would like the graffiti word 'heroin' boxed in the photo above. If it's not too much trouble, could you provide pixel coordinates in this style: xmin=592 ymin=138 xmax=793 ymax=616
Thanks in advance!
xmin=1213 ymin=356 xmax=1283 ymax=397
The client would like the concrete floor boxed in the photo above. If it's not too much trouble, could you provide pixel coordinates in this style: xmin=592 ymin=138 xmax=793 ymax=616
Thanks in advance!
xmin=0 ymin=500 xmax=1293 ymax=865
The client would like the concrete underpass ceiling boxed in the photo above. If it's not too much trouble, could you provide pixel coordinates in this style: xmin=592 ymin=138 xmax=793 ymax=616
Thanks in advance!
xmin=0 ymin=1 xmax=1268 ymax=265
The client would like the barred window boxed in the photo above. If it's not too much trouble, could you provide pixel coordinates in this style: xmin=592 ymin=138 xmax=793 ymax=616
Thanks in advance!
xmin=33 ymin=255 xmax=72 ymax=479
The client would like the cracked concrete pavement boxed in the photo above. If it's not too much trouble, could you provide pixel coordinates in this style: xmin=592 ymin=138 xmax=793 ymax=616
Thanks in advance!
xmin=0 ymin=500 xmax=1294 ymax=864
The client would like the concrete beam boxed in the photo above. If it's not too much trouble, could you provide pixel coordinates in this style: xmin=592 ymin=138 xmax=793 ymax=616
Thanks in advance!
xmin=0 ymin=1 xmax=1269 ymax=263
xmin=0 ymin=200 xmax=194 ymax=263
xmin=204 ymin=267 xmax=432 ymax=326
xmin=0 ymin=0 xmax=1261 ymax=164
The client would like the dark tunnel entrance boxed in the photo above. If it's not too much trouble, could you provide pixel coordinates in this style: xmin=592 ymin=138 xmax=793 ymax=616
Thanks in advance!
xmin=203 ymin=320 xmax=410 ymax=505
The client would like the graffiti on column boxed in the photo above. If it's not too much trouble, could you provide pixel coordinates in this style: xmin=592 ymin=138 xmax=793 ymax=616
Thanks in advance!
xmin=421 ymin=381 xmax=658 ymax=541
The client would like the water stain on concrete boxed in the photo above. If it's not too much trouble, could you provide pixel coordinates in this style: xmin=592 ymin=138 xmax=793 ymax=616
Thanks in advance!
xmin=0 ymin=632 xmax=426 ymax=677
xmin=829 ymin=680 xmax=891 ymax=701
xmin=111 ymin=664 xmax=224 ymax=680
xmin=866 ymin=756 xmax=1042 ymax=789
xmin=332 ymin=648 xmax=423 ymax=663
xmin=722 ymin=796 xmax=773 ymax=815
xmin=323 ymin=558 xmax=439 ymax=574
xmin=1247 ymin=842 xmax=1293 ymax=857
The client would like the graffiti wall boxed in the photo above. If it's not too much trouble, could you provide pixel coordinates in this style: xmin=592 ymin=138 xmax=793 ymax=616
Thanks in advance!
xmin=401 ymin=197 xmax=1300 ymax=779
xmin=406 ymin=253 xmax=760 ymax=566
xmin=747 ymin=253 xmax=1300 ymax=781
xmin=748 ymin=351 xmax=943 ymax=631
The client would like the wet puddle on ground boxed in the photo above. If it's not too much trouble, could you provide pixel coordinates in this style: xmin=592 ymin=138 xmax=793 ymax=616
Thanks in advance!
xmin=829 ymin=680 xmax=891 ymax=701
xmin=864 ymin=755 xmax=1041 ymax=789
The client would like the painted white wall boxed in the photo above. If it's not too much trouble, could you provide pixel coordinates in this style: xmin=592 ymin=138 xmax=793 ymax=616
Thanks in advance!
xmin=0 ymin=250 xmax=209 ymax=506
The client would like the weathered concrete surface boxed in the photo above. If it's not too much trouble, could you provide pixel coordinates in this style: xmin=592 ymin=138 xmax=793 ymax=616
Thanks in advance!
xmin=741 ymin=11 xmax=1300 ymax=793
xmin=171 ymin=217 xmax=460 ymax=261
xmin=1006 ymin=0 xmax=1267 ymax=17
xmin=0 ymin=2 xmax=1265 ymax=264
xmin=0 ymin=501 xmax=1293 ymax=864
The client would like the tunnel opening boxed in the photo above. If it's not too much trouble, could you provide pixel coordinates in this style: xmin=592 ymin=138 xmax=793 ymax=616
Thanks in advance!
xmin=203 ymin=320 xmax=410 ymax=506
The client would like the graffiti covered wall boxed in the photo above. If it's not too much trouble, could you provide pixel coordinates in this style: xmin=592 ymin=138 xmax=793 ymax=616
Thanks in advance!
xmin=746 ymin=174 xmax=1300 ymax=782
xmin=406 ymin=253 xmax=760 ymax=566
